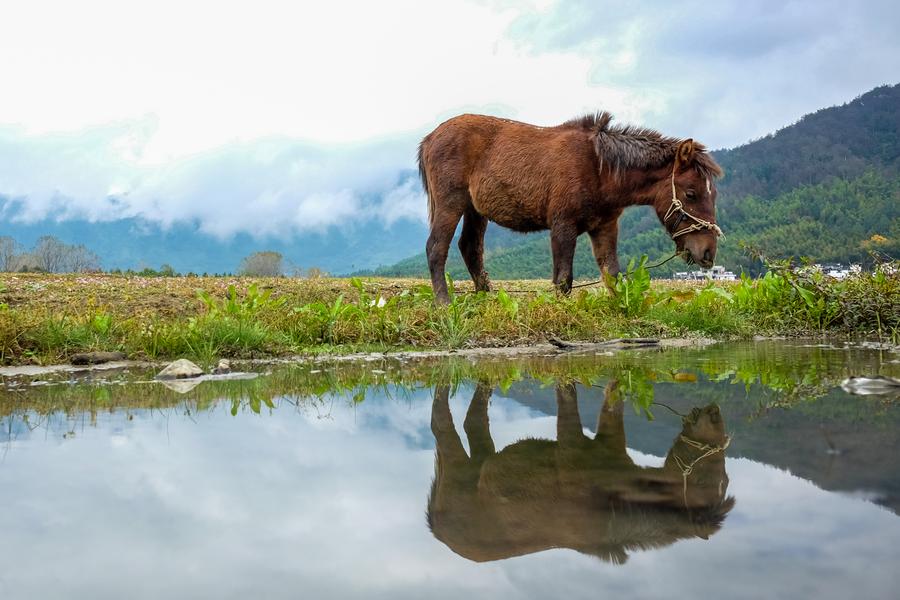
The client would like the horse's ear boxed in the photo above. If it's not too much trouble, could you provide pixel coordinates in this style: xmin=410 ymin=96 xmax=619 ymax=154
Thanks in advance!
xmin=676 ymin=139 xmax=695 ymax=170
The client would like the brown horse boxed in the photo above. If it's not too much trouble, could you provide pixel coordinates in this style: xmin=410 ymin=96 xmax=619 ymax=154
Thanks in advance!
xmin=418 ymin=113 xmax=724 ymax=303
xmin=427 ymin=381 xmax=734 ymax=563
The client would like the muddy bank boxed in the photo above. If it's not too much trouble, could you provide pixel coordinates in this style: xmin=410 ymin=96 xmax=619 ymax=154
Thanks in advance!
xmin=0 ymin=360 xmax=160 ymax=378
xmin=0 ymin=337 xmax=718 ymax=379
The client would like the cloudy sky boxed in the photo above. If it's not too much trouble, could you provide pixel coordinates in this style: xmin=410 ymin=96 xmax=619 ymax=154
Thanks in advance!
xmin=1 ymin=0 xmax=898 ymax=238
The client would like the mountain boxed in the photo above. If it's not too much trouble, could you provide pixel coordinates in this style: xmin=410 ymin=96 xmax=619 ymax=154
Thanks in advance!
xmin=371 ymin=84 xmax=900 ymax=279
xmin=0 ymin=215 xmax=427 ymax=275
xmin=2 ymin=85 xmax=897 ymax=276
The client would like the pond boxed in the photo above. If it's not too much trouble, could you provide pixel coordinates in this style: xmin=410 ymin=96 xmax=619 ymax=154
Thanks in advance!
xmin=1 ymin=341 xmax=899 ymax=599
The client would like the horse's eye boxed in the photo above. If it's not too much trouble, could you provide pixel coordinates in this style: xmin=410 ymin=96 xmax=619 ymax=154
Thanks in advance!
xmin=685 ymin=190 xmax=696 ymax=200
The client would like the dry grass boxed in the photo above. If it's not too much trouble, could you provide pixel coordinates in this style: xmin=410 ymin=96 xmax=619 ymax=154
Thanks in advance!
xmin=1 ymin=270 xmax=891 ymax=366
xmin=0 ymin=273 xmax=707 ymax=316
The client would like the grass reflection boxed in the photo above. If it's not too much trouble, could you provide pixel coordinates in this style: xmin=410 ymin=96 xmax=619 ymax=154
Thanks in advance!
xmin=1 ymin=342 xmax=897 ymax=437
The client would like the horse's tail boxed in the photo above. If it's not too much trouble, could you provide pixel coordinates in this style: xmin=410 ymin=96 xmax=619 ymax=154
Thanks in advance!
xmin=418 ymin=138 xmax=434 ymax=228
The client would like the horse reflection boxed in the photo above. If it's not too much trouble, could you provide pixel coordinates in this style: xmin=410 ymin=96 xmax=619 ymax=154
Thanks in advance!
xmin=427 ymin=381 xmax=734 ymax=564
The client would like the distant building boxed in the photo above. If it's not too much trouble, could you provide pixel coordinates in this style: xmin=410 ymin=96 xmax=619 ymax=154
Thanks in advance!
xmin=799 ymin=263 xmax=862 ymax=279
xmin=673 ymin=265 xmax=737 ymax=281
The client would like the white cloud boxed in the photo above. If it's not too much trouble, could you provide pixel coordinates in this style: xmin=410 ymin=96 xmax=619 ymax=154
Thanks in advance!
xmin=0 ymin=121 xmax=425 ymax=237
xmin=0 ymin=0 xmax=628 ymax=157
xmin=507 ymin=0 xmax=900 ymax=147
xmin=0 ymin=0 xmax=897 ymax=237
xmin=380 ymin=177 xmax=427 ymax=226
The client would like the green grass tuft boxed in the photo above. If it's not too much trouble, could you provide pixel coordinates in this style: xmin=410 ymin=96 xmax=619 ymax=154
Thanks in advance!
xmin=0 ymin=264 xmax=896 ymax=365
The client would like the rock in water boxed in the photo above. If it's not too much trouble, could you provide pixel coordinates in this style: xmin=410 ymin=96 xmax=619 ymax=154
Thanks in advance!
xmin=841 ymin=376 xmax=900 ymax=395
xmin=213 ymin=359 xmax=231 ymax=374
xmin=71 ymin=351 xmax=127 ymax=365
xmin=159 ymin=379 xmax=204 ymax=394
xmin=156 ymin=359 xmax=204 ymax=380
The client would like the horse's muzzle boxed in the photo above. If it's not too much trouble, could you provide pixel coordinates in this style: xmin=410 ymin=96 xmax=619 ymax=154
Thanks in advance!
xmin=682 ymin=234 xmax=717 ymax=269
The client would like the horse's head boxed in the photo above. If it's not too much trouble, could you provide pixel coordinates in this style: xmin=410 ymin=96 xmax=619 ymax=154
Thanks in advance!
xmin=681 ymin=403 xmax=728 ymax=448
xmin=652 ymin=139 xmax=724 ymax=269
xmin=665 ymin=403 xmax=732 ymax=512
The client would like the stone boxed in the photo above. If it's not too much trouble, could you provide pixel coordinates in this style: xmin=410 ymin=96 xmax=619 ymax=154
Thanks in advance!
xmin=70 ymin=351 xmax=127 ymax=366
xmin=156 ymin=359 xmax=204 ymax=380
xmin=213 ymin=359 xmax=231 ymax=374
xmin=841 ymin=376 xmax=900 ymax=396
xmin=159 ymin=379 xmax=203 ymax=394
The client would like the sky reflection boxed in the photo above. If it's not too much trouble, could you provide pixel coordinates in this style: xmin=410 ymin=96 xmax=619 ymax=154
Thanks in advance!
xmin=1 ymin=381 xmax=898 ymax=599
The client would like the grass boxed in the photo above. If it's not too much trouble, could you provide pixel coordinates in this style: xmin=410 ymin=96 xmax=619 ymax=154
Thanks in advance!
xmin=0 ymin=263 xmax=897 ymax=365
xmin=4 ymin=341 xmax=898 ymax=424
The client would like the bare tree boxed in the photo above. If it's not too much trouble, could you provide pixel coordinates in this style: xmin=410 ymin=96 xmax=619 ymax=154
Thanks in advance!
xmin=238 ymin=251 xmax=284 ymax=277
xmin=28 ymin=236 xmax=101 ymax=273
xmin=66 ymin=244 xmax=101 ymax=272
xmin=33 ymin=235 xmax=68 ymax=273
xmin=11 ymin=252 xmax=40 ymax=272
xmin=0 ymin=236 xmax=21 ymax=272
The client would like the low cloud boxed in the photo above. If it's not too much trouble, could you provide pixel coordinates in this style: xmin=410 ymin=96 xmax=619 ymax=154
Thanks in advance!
xmin=507 ymin=0 xmax=900 ymax=147
xmin=1 ymin=1 xmax=897 ymax=236
xmin=0 ymin=119 xmax=427 ymax=239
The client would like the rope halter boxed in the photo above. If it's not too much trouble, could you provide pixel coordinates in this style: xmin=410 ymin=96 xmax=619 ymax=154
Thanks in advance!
xmin=673 ymin=433 xmax=731 ymax=508
xmin=664 ymin=165 xmax=724 ymax=240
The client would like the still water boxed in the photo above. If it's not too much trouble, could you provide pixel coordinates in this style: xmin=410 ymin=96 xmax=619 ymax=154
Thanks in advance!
xmin=1 ymin=342 xmax=899 ymax=599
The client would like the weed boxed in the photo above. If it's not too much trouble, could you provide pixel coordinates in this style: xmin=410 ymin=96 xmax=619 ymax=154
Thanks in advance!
xmin=605 ymin=256 xmax=652 ymax=317
xmin=649 ymin=284 xmax=745 ymax=337
xmin=496 ymin=289 xmax=519 ymax=320
xmin=197 ymin=282 xmax=286 ymax=320
xmin=428 ymin=286 xmax=477 ymax=348
xmin=293 ymin=294 xmax=358 ymax=344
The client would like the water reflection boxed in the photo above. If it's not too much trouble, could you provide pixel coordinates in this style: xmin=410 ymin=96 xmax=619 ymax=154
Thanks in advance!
xmin=2 ymin=342 xmax=900 ymax=599
xmin=428 ymin=381 xmax=734 ymax=563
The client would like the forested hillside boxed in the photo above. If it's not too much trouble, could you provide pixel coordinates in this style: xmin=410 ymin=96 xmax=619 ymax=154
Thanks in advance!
xmin=371 ymin=84 xmax=900 ymax=278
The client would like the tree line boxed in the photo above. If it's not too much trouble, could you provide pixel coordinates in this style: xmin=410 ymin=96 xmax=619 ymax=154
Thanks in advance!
xmin=0 ymin=238 xmax=329 ymax=278
xmin=0 ymin=235 xmax=101 ymax=273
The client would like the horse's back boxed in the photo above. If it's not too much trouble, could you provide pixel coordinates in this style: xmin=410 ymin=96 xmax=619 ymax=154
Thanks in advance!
xmin=421 ymin=115 xmax=595 ymax=230
xmin=420 ymin=114 xmax=515 ymax=182
xmin=422 ymin=113 xmax=576 ymax=163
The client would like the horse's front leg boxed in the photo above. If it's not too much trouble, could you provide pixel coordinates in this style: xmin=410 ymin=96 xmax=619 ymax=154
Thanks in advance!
xmin=588 ymin=218 xmax=621 ymax=292
xmin=463 ymin=382 xmax=495 ymax=463
xmin=550 ymin=221 xmax=578 ymax=294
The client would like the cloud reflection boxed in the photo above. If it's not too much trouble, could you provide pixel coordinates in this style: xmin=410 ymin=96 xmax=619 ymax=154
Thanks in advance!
xmin=0 ymin=384 xmax=898 ymax=599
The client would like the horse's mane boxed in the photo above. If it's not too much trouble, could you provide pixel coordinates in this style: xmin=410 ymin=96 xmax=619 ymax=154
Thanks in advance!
xmin=563 ymin=111 xmax=723 ymax=180
xmin=579 ymin=494 xmax=737 ymax=564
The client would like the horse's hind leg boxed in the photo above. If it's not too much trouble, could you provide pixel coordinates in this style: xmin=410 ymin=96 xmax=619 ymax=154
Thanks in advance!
xmin=556 ymin=382 xmax=588 ymax=448
xmin=458 ymin=206 xmax=491 ymax=292
xmin=431 ymin=385 xmax=467 ymax=464
xmin=426 ymin=193 xmax=466 ymax=304
xmin=550 ymin=221 xmax=578 ymax=294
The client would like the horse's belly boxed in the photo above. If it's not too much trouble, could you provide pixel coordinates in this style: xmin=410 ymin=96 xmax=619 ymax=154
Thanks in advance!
xmin=490 ymin=212 xmax=546 ymax=232
xmin=470 ymin=181 xmax=547 ymax=232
